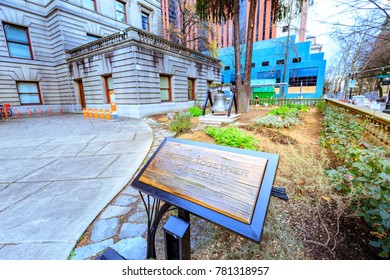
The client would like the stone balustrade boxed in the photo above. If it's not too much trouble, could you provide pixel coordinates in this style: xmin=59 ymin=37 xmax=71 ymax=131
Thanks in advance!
xmin=66 ymin=31 xmax=128 ymax=58
xmin=325 ymin=98 xmax=390 ymax=155
xmin=66 ymin=27 xmax=219 ymax=64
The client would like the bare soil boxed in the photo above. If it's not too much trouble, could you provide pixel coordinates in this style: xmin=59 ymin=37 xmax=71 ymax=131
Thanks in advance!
xmin=149 ymin=105 xmax=381 ymax=260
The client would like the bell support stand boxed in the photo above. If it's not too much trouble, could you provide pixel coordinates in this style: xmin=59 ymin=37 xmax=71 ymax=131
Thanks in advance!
xmin=202 ymin=89 xmax=214 ymax=116
xmin=202 ymin=88 xmax=238 ymax=117
xmin=227 ymin=87 xmax=238 ymax=117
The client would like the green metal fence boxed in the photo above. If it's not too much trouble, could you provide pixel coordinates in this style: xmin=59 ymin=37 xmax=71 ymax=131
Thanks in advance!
xmin=250 ymin=98 xmax=322 ymax=106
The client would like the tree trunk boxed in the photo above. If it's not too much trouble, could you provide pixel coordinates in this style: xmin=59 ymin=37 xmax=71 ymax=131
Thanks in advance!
xmin=240 ymin=0 xmax=258 ymax=113
xmin=233 ymin=0 xmax=244 ymax=110
xmin=182 ymin=0 xmax=187 ymax=46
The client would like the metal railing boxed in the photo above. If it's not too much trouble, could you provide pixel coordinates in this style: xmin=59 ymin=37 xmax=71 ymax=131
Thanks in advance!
xmin=66 ymin=27 xmax=220 ymax=64
xmin=325 ymin=98 xmax=390 ymax=154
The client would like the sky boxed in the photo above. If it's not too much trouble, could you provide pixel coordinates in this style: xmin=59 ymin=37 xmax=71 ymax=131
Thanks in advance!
xmin=306 ymin=0 xmax=349 ymax=61
xmin=305 ymin=0 xmax=389 ymax=62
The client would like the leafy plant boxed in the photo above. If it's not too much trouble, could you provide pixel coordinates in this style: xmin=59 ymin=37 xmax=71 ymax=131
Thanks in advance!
xmin=188 ymin=106 xmax=203 ymax=117
xmin=267 ymin=105 xmax=299 ymax=118
xmin=319 ymin=107 xmax=366 ymax=161
xmin=253 ymin=115 xmax=302 ymax=129
xmin=169 ymin=112 xmax=191 ymax=134
xmin=327 ymin=147 xmax=390 ymax=258
xmin=267 ymin=104 xmax=308 ymax=118
xmin=316 ymin=100 xmax=327 ymax=113
xmin=205 ymin=126 xmax=259 ymax=150
xmin=285 ymin=103 xmax=309 ymax=112
xmin=321 ymin=106 xmax=390 ymax=258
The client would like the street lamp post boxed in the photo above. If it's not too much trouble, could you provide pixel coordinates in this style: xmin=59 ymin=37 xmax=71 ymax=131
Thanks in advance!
xmin=347 ymin=71 xmax=357 ymax=101
xmin=383 ymin=86 xmax=390 ymax=114
xmin=349 ymin=84 xmax=353 ymax=100
xmin=383 ymin=97 xmax=390 ymax=114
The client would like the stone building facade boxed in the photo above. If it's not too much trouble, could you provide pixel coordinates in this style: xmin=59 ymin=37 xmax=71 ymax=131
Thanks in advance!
xmin=0 ymin=0 xmax=221 ymax=117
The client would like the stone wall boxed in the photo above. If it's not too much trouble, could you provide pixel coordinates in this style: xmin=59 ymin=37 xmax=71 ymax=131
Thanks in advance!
xmin=0 ymin=0 xmax=161 ymax=108
xmin=67 ymin=34 xmax=221 ymax=118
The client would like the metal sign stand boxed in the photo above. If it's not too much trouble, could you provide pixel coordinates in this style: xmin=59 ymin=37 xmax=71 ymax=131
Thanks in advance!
xmin=130 ymin=138 xmax=284 ymax=261
xmin=163 ymin=209 xmax=191 ymax=260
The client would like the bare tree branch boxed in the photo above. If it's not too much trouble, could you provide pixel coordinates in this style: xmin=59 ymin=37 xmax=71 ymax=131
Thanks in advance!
xmin=368 ymin=0 xmax=390 ymax=18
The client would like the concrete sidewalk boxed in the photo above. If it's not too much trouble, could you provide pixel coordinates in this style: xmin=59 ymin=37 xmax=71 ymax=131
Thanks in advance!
xmin=0 ymin=114 xmax=153 ymax=260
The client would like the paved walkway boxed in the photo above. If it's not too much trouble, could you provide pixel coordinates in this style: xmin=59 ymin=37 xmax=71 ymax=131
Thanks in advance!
xmin=70 ymin=119 xmax=174 ymax=260
xmin=0 ymin=114 xmax=153 ymax=260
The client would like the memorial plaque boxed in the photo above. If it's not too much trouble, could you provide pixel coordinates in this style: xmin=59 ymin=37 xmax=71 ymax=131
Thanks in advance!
xmin=132 ymin=138 xmax=279 ymax=242
xmin=139 ymin=141 xmax=267 ymax=224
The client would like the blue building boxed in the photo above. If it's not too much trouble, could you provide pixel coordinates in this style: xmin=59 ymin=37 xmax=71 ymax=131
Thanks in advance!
xmin=219 ymin=35 xmax=326 ymax=98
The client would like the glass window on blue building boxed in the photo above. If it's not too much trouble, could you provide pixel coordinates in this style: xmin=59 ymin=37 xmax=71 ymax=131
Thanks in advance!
xmin=257 ymin=71 xmax=281 ymax=83
xmin=293 ymin=57 xmax=302 ymax=63
xmin=289 ymin=68 xmax=318 ymax=86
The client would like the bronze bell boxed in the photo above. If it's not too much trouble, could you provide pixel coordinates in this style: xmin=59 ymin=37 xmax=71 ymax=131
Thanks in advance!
xmin=211 ymin=92 xmax=228 ymax=114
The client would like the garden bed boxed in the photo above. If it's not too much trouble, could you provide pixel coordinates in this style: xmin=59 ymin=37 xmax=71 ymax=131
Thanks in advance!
xmin=149 ymin=105 xmax=382 ymax=259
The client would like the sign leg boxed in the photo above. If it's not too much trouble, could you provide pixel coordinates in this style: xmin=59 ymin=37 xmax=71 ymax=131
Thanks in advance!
xmin=163 ymin=208 xmax=191 ymax=260
xmin=139 ymin=193 xmax=172 ymax=259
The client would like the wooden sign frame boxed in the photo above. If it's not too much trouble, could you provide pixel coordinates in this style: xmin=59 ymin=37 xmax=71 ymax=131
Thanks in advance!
xmin=132 ymin=137 xmax=279 ymax=242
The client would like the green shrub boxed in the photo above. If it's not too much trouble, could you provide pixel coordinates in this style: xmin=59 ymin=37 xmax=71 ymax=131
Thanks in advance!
xmin=267 ymin=104 xmax=307 ymax=118
xmin=188 ymin=106 xmax=203 ymax=117
xmin=169 ymin=112 xmax=191 ymax=134
xmin=267 ymin=105 xmax=298 ymax=118
xmin=205 ymin=126 xmax=259 ymax=150
xmin=285 ymin=103 xmax=309 ymax=112
xmin=321 ymin=106 xmax=390 ymax=258
xmin=316 ymin=100 xmax=327 ymax=113
xmin=319 ymin=107 xmax=366 ymax=161
xmin=327 ymin=147 xmax=390 ymax=258
xmin=253 ymin=115 xmax=302 ymax=129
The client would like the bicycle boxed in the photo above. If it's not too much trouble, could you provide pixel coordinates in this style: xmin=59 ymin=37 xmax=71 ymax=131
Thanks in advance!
xmin=0 ymin=103 xmax=13 ymax=118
